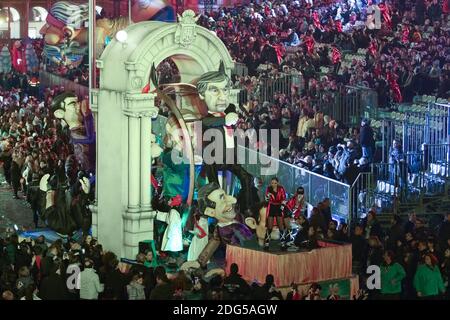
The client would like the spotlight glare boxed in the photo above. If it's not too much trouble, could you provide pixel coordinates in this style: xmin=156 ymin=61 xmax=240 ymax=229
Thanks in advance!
xmin=116 ymin=30 xmax=128 ymax=43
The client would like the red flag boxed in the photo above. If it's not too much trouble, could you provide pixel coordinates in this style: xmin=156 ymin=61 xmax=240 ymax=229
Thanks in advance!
xmin=304 ymin=36 xmax=315 ymax=55
xmin=379 ymin=3 xmax=392 ymax=29
xmin=312 ymin=11 xmax=322 ymax=30
xmin=335 ymin=20 xmax=343 ymax=33
xmin=332 ymin=46 xmax=341 ymax=64
xmin=387 ymin=72 xmax=402 ymax=103
xmin=402 ymin=25 xmax=410 ymax=43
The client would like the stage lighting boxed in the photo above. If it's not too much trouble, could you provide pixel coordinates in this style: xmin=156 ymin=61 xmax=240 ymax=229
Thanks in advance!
xmin=116 ymin=30 xmax=128 ymax=43
xmin=14 ymin=224 xmax=18 ymax=231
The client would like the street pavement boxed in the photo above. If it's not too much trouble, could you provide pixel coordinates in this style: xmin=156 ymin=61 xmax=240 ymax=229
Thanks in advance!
xmin=0 ymin=168 xmax=34 ymax=238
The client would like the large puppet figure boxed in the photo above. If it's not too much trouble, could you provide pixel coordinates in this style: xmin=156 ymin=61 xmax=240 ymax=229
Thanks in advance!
xmin=40 ymin=1 xmax=90 ymax=66
xmin=181 ymin=183 xmax=253 ymax=271
xmin=51 ymin=92 xmax=95 ymax=173
xmin=39 ymin=156 xmax=91 ymax=235
xmin=151 ymin=62 xmax=257 ymax=215
xmin=40 ymin=1 xmax=176 ymax=66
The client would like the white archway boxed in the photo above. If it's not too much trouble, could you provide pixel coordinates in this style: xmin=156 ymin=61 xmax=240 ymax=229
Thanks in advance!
xmin=0 ymin=7 xmax=20 ymax=39
xmin=92 ymin=11 xmax=235 ymax=258
xmin=98 ymin=21 xmax=234 ymax=92
xmin=29 ymin=7 xmax=48 ymax=39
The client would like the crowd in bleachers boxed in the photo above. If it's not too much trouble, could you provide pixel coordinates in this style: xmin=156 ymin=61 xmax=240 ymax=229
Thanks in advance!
xmin=196 ymin=0 xmax=450 ymax=185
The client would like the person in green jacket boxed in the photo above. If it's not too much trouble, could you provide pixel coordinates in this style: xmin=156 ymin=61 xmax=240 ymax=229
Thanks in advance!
xmin=380 ymin=251 xmax=406 ymax=299
xmin=414 ymin=253 xmax=446 ymax=299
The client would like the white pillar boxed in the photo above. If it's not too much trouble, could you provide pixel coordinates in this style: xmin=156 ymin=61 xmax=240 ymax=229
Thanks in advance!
xmin=127 ymin=116 xmax=141 ymax=211
xmin=122 ymin=93 xmax=159 ymax=259
xmin=140 ymin=115 xmax=152 ymax=211
xmin=90 ymin=90 xmax=99 ymax=238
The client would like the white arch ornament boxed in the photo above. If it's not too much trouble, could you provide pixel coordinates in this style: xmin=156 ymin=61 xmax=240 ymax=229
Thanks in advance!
xmin=92 ymin=11 xmax=235 ymax=258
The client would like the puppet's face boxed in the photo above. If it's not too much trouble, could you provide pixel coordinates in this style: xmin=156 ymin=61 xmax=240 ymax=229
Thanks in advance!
xmin=54 ymin=96 xmax=82 ymax=129
xmin=204 ymin=188 xmax=237 ymax=223
xmin=200 ymin=79 xmax=230 ymax=113
xmin=40 ymin=23 xmax=66 ymax=46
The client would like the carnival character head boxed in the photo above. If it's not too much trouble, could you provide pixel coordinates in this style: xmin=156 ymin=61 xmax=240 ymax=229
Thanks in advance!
xmin=51 ymin=92 xmax=83 ymax=129
xmin=40 ymin=1 xmax=89 ymax=64
xmin=195 ymin=61 xmax=231 ymax=113
xmin=197 ymin=183 xmax=237 ymax=223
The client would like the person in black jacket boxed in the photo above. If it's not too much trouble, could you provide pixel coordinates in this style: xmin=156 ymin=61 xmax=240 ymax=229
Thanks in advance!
xmin=294 ymin=214 xmax=310 ymax=246
xmin=260 ymin=36 xmax=280 ymax=66
xmin=260 ymin=274 xmax=283 ymax=300
xmin=39 ymin=258 xmax=68 ymax=300
xmin=223 ymin=263 xmax=251 ymax=300
xmin=359 ymin=119 xmax=375 ymax=163
xmin=364 ymin=211 xmax=384 ymax=240
xmin=415 ymin=0 xmax=426 ymax=25
xmin=351 ymin=225 xmax=368 ymax=276
xmin=438 ymin=213 xmax=450 ymax=251
xmin=99 ymin=252 xmax=128 ymax=300
xmin=149 ymin=266 xmax=174 ymax=300
xmin=386 ymin=215 xmax=405 ymax=251
xmin=427 ymin=0 xmax=442 ymax=22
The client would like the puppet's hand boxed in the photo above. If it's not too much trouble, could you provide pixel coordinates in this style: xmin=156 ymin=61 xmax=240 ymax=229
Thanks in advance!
xmin=39 ymin=174 xmax=51 ymax=192
xmin=80 ymin=177 xmax=90 ymax=194
xmin=225 ymin=112 xmax=238 ymax=126
xmin=180 ymin=260 xmax=200 ymax=271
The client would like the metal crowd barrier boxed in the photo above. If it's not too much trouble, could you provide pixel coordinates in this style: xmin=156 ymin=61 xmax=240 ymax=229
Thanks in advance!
xmin=236 ymin=145 xmax=352 ymax=223
xmin=373 ymin=102 xmax=450 ymax=163
xmin=349 ymin=172 xmax=375 ymax=221
xmin=256 ymin=72 xmax=302 ymax=103
xmin=311 ymin=85 xmax=378 ymax=127
xmin=233 ymin=62 xmax=248 ymax=77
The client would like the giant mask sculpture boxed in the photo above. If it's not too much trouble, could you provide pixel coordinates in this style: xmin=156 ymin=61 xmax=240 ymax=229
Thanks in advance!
xmin=51 ymin=92 xmax=95 ymax=173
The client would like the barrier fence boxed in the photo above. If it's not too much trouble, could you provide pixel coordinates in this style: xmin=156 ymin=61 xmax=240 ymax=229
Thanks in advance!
xmin=39 ymin=70 xmax=89 ymax=98
xmin=236 ymin=144 xmax=352 ymax=223
xmin=256 ymin=72 xmax=303 ymax=103
xmin=373 ymin=102 xmax=450 ymax=163
xmin=310 ymin=85 xmax=378 ymax=127
xmin=349 ymin=172 xmax=374 ymax=221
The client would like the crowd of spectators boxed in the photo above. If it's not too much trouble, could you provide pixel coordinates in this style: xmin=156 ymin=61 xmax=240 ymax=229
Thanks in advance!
xmin=201 ymin=0 xmax=450 ymax=103
xmin=197 ymin=0 xmax=450 ymax=185
xmin=0 ymin=72 xmax=75 ymax=228
xmin=0 ymin=203 xmax=448 ymax=300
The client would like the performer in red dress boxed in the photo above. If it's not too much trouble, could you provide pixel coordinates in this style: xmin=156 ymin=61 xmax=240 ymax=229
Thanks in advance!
xmin=265 ymin=177 xmax=287 ymax=250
